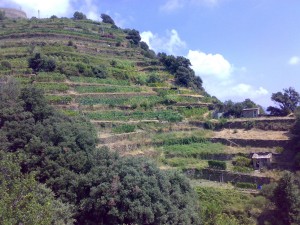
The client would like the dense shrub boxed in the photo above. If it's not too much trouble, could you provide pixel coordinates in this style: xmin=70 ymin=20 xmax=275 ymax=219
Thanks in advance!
xmin=73 ymin=11 xmax=86 ymax=20
xmin=101 ymin=13 xmax=115 ymax=25
xmin=235 ymin=182 xmax=257 ymax=189
xmin=28 ymin=53 xmax=56 ymax=72
xmin=208 ymin=160 xmax=227 ymax=170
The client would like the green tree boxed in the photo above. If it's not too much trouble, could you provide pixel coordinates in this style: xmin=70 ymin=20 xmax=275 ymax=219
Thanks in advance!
xmin=267 ymin=87 xmax=300 ymax=116
xmin=0 ymin=151 xmax=74 ymax=225
xmin=125 ymin=29 xmax=141 ymax=45
xmin=101 ymin=13 xmax=115 ymax=25
xmin=0 ymin=10 xmax=5 ymax=20
xmin=78 ymin=153 xmax=200 ymax=225
xmin=73 ymin=11 xmax=86 ymax=20
xmin=28 ymin=53 xmax=56 ymax=72
xmin=273 ymin=172 xmax=300 ymax=225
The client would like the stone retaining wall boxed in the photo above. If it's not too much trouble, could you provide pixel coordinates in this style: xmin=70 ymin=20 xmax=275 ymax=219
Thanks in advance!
xmin=209 ymin=137 xmax=290 ymax=148
xmin=184 ymin=168 xmax=272 ymax=185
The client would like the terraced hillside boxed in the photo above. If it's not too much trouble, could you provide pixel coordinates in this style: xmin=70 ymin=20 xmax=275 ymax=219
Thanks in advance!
xmin=0 ymin=16 xmax=296 ymax=191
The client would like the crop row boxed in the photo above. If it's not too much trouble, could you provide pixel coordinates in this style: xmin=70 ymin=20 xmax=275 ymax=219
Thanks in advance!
xmin=35 ymin=72 xmax=66 ymax=82
xmin=85 ymin=110 xmax=183 ymax=122
xmin=45 ymin=95 xmax=73 ymax=104
xmin=74 ymin=85 xmax=145 ymax=93
xmin=69 ymin=76 xmax=131 ymax=86
xmin=34 ymin=83 xmax=69 ymax=92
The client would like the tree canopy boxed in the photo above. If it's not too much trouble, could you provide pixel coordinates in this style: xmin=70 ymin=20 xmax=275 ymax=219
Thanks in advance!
xmin=101 ymin=13 xmax=115 ymax=25
xmin=73 ymin=11 xmax=86 ymax=20
xmin=267 ymin=87 xmax=300 ymax=116
xmin=0 ymin=10 xmax=5 ymax=20
xmin=158 ymin=53 xmax=203 ymax=91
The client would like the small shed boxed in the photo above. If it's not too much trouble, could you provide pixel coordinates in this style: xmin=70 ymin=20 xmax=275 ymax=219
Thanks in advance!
xmin=252 ymin=153 xmax=272 ymax=170
xmin=242 ymin=108 xmax=260 ymax=118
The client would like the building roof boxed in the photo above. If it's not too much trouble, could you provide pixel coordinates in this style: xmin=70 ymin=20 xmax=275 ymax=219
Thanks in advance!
xmin=252 ymin=153 xmax=272 ymax=159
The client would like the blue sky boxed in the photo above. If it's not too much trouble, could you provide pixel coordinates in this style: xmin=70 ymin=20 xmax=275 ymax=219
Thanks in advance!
xmin=2 ymin=0 xmax=300 ymax=107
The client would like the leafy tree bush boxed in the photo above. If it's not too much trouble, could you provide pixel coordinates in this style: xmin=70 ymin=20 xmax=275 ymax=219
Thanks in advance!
xmin=28 ymin=53 xmax=56 ymax=72
xmin=0 ymin=151 xmax=74 ymax=225
xmin=140 ymin=41 xmax=149 ymax=51
xmin=50 ymin=15 xmax=58 ymax=19
xmin=208 ymin=160 xmax=227 ymax=170
xmin=73 ymin=11 xmax=86 ymax=20
xmin=235 ymin=182 xmax=257 ymax=189
xmin=125 ymin=29 xmax=141 ymax=45
xmin=273 ymin=172 xmax=300 ymax=225
xmin=0 ymin=10 xmax=5 ymax=20
xmin=158 ymin=53 xmax=203 ymax=91
xmin=0 ymin=61 xmax=12 ymax=70
xmin=78 ymin=154 xmax=200 ymax=225
xmin=267 ymin=87 xmax=300 ymax=116
xmin=101 ymin=13 xmax=115 ymax=25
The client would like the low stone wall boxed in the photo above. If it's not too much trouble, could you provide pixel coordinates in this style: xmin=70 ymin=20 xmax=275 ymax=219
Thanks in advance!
xmin=209 ymin=137 xmax=290 ymax=148
xmin=189 ymin=118 xmax=295 ymax=131
xmin=222 ymin=118 xmax=295 ymax=131
xmin=184 ymin=168 xmax=272 ymax=185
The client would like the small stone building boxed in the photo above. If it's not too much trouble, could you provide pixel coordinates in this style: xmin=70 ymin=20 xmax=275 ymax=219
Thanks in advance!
xmin=252 ymin=153 xmax=272 ymax=170
xmin=242 ymin=108 xmax=260 ymax=118
xmin=0 ymin=8 xmax=27 ymax=19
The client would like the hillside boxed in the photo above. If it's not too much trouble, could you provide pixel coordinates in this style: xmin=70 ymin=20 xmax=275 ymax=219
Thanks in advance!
xmin=0 ymin=15 xmax=299 ymax=224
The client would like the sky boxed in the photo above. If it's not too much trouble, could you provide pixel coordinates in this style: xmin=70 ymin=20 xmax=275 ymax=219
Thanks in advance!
xmin=1 ymin=0 xmax=300 ymax=107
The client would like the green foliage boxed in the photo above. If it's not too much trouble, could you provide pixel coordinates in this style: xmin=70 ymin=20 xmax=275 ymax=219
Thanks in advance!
xmin=162 ymin=142 xmax=225 ymax=159
xmin=73 ymin=11 xmax=86 ymax=20
xmin=158 ymin=53 xmax=203 ymax=91
xmin=69 ymin=76 xmax=130 ymax=86
xmin=208 ymin=160 xmax=227 ymax=170
xmin=74 ymin=85 xmax=143 ymax=93
xmin=112 ymin=124 xmax=136 ymax=133
xmin=235 ymin=182 xmax=257 ymax=189
xmin=273 ymin=172 xmax=300 ymax=225
xmin=0 ymin=61 xmax=12 ymax=70
xmin=86 ymin=110 xmax=183 ymax=122
xmin=0 ymin=151 xmax=74 ymax=225
xmin=232 ymin=156 xmax=251 ymax=167
xmin=35 ymin=83 xmax=69 ymax=93
xmin=36 ymin=72 xmax=66 ymax=82
xmin=125 ymin=29 xmax=141 ymax=45
xmin=221 ymin=98 xmax=260 ymax=118
xmin=0 ymin=10 xmax=5 ymax=20
xmin=78 ymin=155 xmax=200 ymax=224
xmin=195 ymin=186 xmax=260 ymax=225
xmin=177 ymin=107 xmax=208 ymax=119
xmin=267 ymin=87 xmax=300 ymax=116
xmin=0 ymin=79 xmax=200 ymax=224
xmin=28 ymin=53 xmax=56 ymax=72
xmin=45 ymin=95 xmax=72 ymax=104
xmin=101 ymin=13 xmax=115 ymax=25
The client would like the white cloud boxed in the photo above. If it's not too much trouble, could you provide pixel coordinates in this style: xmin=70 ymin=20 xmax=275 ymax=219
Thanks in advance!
xmin=160 ymin=0 xmax=222 ymax=12
xmin=141 ymin=29 xmax=186 ymax=55
xmin=160 ymin=0 xmax=184 ymax=12
xmin=2 ymin=0 xmax=73 ymax=18
xmin=187 ymin=50 xmax=232 ymax=79
xmin=288 ymin=56 xmax=300 ymax=65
